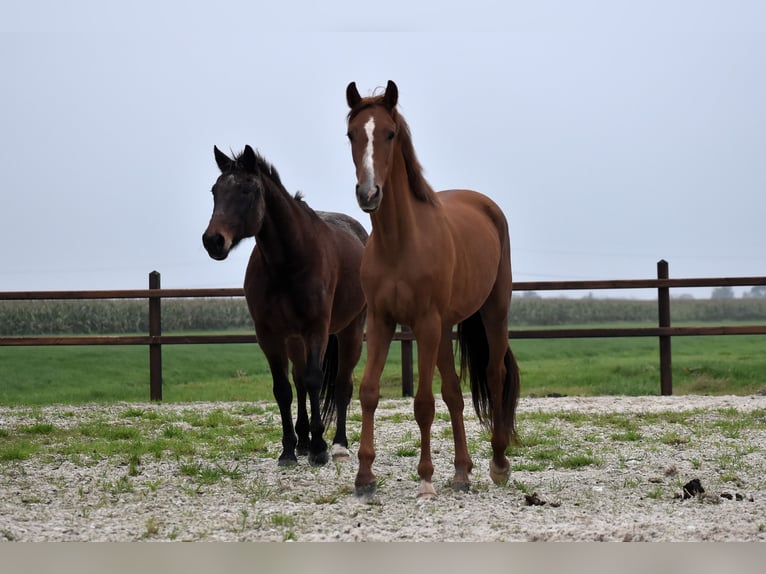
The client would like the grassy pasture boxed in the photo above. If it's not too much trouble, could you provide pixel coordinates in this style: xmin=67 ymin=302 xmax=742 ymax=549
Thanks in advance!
xmin=1 ymin=328 xmax=764 ymax=406
xmin=1 ymin=297 xmax=764 ymax=405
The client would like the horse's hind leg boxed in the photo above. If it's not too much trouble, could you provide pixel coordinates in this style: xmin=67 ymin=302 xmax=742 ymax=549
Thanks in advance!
xmin=302 ymin=333 xmax=335 ymax=466
xmin=331 ymin=313 xmax=365 ymax=462
xmin=480 ymin=301 xmax=518 ymax=485
xmin=437 ymin=325 xmax=473 ymax=491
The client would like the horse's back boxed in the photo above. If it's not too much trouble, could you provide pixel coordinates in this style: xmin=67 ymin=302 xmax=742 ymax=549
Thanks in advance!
xmin=317 ymin=211 xmax=369 ymax=247
xmin=439 ymin=189 xmax=509 ymax=236
xmin=438 ymin=188 xmax=510 ymax=261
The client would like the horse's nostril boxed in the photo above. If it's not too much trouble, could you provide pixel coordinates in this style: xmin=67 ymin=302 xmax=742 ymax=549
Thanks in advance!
xmin=202 ymin=232 xmax=224 ymax=254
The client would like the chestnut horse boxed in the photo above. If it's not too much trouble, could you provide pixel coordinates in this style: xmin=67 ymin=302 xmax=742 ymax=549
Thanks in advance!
xmin=203 ymin=145 xmax=368 ymax=467
xmin=345 ymin=81 xmax=520 ymax=499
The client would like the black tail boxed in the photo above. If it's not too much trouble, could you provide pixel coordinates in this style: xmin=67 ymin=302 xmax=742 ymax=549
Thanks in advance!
xmin=319 ymin=334 xmax=339 ymax=428
xmin=457 ymin=312 xmax=520 ymax=443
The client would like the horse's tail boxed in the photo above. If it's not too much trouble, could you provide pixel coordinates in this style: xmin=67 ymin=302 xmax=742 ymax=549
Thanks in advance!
xmin=320 ymin=334 xmax=340 ymax=428
xmin=457 ymin=312 xmax=520 ymax=444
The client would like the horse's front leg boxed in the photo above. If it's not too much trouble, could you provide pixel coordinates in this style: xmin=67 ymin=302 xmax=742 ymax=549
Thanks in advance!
xmin=288 ymin=340 xmax=310 ymax=457
xmin=303 ymin=336 xmax=330 ymax=466
xmin=354 ymin=316 xmax=395 ymax=501
xmin=412 ymin=314 xmax=441 ymax=498
xmin=263 ymin=347 xmax=299 ymax=466
xmin=292 ymin=368 xmax=310 ymax=456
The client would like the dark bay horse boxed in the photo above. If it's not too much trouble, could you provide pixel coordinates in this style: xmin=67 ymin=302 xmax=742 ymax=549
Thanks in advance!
xmin=203 ymin=145 xmax=368 ymax=466
xmin=345 ymin=81 xmax=521 ymax=499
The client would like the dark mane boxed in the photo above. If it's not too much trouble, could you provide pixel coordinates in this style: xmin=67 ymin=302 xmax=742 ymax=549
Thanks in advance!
xmin=232 ymin=148 xmax=283 ymax=187
xmin=231 ymin=148 xmax=319 ymax=219
xmin=348 ymin=98 xmax=439 ymax=207
xmin=293 ymin=191 xmax=320 ymax=218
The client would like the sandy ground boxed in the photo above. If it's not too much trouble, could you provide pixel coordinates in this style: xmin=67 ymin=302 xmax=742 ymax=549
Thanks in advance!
xmin=1 ymin=394 xmax=765 ymax=542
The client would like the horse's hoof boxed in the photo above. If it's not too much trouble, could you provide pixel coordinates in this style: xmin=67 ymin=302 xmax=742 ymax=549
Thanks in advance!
xmin=278 ymin=455 xmax=298 ymax=467
xmin=451 ymin=480 xmax=470 ymax=493
xmin=418 ymin=480 xmax=437 ymax=499
xmin=331 ymin=444 xmax=351 ymax=462
xmin=354 ymin=481 xmax=377 ymax=502
xmin=309 ymin=450 xmax=329 ymax=466
xmin=489 ymin=459 xmax=510 ymax=485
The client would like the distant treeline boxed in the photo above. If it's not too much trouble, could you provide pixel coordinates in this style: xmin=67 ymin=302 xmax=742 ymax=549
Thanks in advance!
xmin=2 ymin=297 xmax=766 ymax=336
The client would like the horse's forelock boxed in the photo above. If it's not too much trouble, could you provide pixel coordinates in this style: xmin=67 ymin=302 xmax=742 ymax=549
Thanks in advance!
xmin=231 ymin=148 xmax=282 ymax=186
xmin=346 ymin=94 xmax=388 ymax=122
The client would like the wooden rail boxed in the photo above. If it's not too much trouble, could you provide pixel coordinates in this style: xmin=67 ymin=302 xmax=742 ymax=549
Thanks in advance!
xmin=2 ymin=261 xmax=766 ymax=399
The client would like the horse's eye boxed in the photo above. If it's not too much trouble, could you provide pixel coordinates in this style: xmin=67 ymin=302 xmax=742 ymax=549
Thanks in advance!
xmin=346 ymin=131 xmax=353 ymax=142
xmin=386 ymin=130 xmax=395 ymax=141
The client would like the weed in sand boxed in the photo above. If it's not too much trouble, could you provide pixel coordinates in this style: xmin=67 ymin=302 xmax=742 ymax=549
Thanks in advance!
xmin=142 ymin=517 xmax=160 ymax=539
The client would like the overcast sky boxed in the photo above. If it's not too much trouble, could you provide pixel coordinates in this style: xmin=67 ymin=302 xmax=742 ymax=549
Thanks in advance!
xmin=2 ymin=1 xmax=764 ymax=299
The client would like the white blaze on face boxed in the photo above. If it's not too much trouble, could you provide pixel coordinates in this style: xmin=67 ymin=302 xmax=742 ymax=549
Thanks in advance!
xmin=362 ymin=116 xmax=375 ymax=185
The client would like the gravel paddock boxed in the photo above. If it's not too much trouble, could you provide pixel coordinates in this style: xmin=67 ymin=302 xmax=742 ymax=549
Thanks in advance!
xmin=1 ymin=394 xmax=765 ymax=542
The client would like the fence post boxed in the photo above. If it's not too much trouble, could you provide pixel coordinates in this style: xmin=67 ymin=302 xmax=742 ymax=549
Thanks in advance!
xmin=657 ymin=260 xmax=672 ymax=395
xmin=400 ymin=325 xmax=414 ymax=397
xmin=149 ymin=271 xmax=162 ymax=401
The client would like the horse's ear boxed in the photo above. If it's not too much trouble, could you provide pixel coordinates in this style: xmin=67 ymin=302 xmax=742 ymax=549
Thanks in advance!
xmin=240 ymin=145 xmax=259 ymax=174
xmin=383 ymin=80 xmax=398 ymax=109
xmin=346 ymin=81 xmax=362 ymax=109
xmin=214 ymin=146 xmax=233 ymax=172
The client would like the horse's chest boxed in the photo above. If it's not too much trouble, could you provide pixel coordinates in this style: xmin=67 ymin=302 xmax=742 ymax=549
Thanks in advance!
xmin=365 ymin=275 xmax=428 ymax=322
xmin=361 ymin=247 xmax=452 ymax=323
xmin=248 ymin=277 xmax=326 ymax=328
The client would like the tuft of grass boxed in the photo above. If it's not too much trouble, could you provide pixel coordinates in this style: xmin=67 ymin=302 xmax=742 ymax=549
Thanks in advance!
xmin=395 ymin=445 xmax=419 ymax=457
xmin=180 ymin=462 xmax=243 ymax=485
xmin=611 ymin=430 xmax=642 ymax=442
xmin=659 ymin=432 xmax=690 ymax=446
xmin=559 ymin=453 xmax=601 ymax=469
xmin=0 ymin=440 xmax=37 ymax=462
xmin=270 ymin=513 xmax=296 ymax=527
xmin=104 ymin=475 xmax=134 ymax=496
xmin=142 ymin=517 xmax=160 ymax=539
xmin=19 ymin=422 xmax=56 ymax=435
xmin=646 ymin=486 xmax=665 ymax=500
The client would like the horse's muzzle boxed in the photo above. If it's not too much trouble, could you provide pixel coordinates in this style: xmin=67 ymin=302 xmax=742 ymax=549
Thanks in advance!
xmin=202 ymin=232 xmax=230 ymax=261
xmin=356 ymin=183 xmax=381 ymax=213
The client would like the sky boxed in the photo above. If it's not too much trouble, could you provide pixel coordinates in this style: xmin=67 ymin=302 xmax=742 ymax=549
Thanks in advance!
xmin=1 ymin=1 xmax=764 ymax=299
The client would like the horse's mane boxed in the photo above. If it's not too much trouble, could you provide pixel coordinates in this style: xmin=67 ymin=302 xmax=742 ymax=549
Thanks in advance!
xmin=293 ymin=191 xmax=318 ymax=217
xmin=231 ymin=148 xmax=319 ymax=219
xmin=232 ymin=148 xmax=282 ymax=187
xmin=347 ymin=97 xmax=439 ymax=207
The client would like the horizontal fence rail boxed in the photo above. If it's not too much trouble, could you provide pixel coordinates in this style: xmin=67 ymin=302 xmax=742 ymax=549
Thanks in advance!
xmin=2 ymin=262 xmax=766 ymax=399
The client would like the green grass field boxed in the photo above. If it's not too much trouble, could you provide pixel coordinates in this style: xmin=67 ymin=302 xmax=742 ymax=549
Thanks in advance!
xmin=1 ymin=327 xmax=764 ymax=406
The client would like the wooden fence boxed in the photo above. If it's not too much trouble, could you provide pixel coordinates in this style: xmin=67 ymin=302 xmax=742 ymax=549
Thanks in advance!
xmin=2 ymin=261 xmax=766 ymax=400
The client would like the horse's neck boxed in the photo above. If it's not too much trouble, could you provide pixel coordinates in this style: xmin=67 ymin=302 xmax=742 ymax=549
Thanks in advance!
xmin=256 ymin=181 xmax=312 ymax=269
xmin=370 ymin=152 xmax=428 ymax=254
